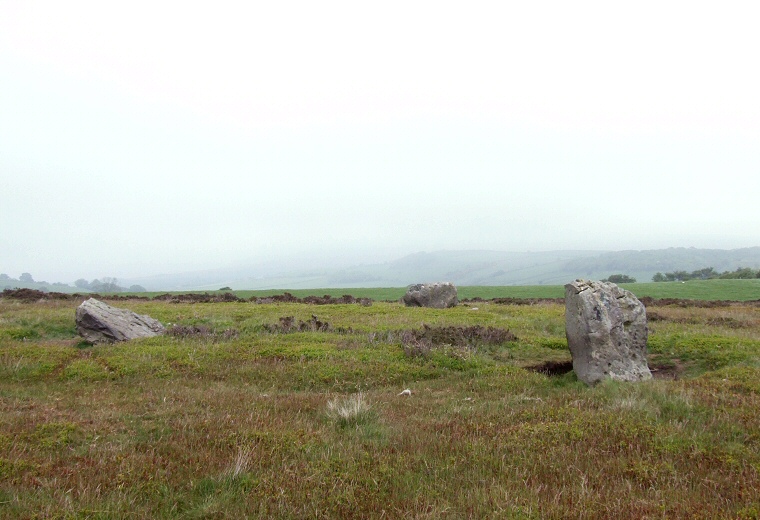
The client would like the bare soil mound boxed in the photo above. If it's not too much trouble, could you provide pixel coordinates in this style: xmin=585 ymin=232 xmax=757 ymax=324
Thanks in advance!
xmin=462 ymin=297 xmax=564 ymax=305
xmin=397 ymin=324 xmax=518 ymax=358
xmin=262 ymin=315 xmax=354 ymax=334
xmin=252 ymin=293 xmax=372 ymax=306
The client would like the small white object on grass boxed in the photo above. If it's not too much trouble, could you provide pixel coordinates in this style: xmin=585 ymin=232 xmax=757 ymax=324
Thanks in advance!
xmin=398 ymin=389 xmax=412 ymax=396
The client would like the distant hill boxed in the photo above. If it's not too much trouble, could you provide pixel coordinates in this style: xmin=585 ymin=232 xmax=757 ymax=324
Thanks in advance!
xmin=325 ymin=250 xmax=604 ymax=287
xmin=561 ymin=247 xmax=760 ymax=283
xmin=121 ymin=247 xmax=760 ymax=290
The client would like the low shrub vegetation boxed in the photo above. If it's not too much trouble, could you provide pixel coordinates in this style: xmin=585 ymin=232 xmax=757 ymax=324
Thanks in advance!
xmin=1 ymin=290 xmax=759 ymax=518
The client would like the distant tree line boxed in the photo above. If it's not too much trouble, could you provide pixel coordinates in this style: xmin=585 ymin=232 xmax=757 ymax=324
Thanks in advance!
xmin=602 ymin=274 xmax=637 ymax=283
xmin=0 ymin=272 xmax=67 ymax=291
xmin=1 ymin=272 xmax=36 ymax=283
xmin=652 ymin=267 xmax=760 ymax=282
xmin=1 ymin=273 xmax=145 ymax=293
xmin=74 ymin=277 xmax=146 ymax=293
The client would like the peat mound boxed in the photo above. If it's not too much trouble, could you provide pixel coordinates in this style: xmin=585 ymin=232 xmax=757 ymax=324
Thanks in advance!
xmin=399 ymin=323 xmax=517 ymax=352
xmin=462 ymin=297 xmax=564 ymax=305
xmin=648 ymin=311 xmax=753 ymax=328
xmin=262 ymin=315 xmax=353 ymax=334
xmin=638 ymin=296 xmax=734 ymax=308
xmin=251 ymin=293 xmax=372 ymax=306
xmin=0 ymin=289 xmax=151 ymax=302
xmin=1 ymin=288 xmax=73 ymax=301
xmin=166 ymin=324 xmax=239 ymax=340
xmin=153 ymin=292 xmax=242 ymax=303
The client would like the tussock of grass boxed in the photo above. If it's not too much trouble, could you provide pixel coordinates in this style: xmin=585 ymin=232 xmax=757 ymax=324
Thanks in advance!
xmin=225 ymin=448 xmax=252 ymax=479
xmin=326 ymin=393 xmax=374 ymax=428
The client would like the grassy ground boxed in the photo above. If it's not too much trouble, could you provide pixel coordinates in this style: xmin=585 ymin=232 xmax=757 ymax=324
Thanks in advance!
xmin=1 ymin=295 xmax=759 ymax=518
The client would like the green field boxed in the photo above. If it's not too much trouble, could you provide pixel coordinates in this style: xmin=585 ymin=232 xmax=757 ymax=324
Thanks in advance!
xmin=11 ymin=278 xmax=757 ymax=302
xmin=1 ymin=293 xmax=759 ymax=518
xmin=458 ymin=279 xmax=760 ymax=301
xmin=138 ymin=278 xmax=760 ymax=302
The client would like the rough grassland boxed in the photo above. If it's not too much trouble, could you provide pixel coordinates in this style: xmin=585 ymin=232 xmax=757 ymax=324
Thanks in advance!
xmin=1 ymin=295 xmax=759 ymax=519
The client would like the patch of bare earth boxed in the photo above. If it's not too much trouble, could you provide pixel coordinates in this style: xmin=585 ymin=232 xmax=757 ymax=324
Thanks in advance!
xmin=648 ymin=356 xmax=688 ymax=380
xmin=526 ymin=360 xmax=574 ymax=376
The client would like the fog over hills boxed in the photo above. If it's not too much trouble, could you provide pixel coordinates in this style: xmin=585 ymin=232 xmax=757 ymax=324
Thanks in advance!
xmin=119 ymin=247 xmax=760 ymax=291
xmin=3 ymin=4 xmax=759 ymax=296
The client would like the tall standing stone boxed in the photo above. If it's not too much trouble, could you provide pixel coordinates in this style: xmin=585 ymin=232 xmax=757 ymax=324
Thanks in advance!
xmin=76 ymin=298 xmax=166 ymax=344
xmin=402 ymin=282 xmax=458 ymax=309
xmin=564 ymin=279 xmax=651 ymax=385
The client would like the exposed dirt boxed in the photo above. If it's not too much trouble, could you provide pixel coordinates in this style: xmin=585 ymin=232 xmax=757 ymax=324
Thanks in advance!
xmin=525 ymin=358 xmax=687 ymax=380
xmin=525 ymin=360 xmax=574 ymax=376
xmin=648 ymin=358 xmax=687 ymax=380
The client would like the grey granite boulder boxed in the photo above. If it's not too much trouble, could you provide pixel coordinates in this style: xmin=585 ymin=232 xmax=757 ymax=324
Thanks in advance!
xmin=76 ymin=298 xmax=165 ymax=344
xmin=402 ymin=282 xmax=458 ymax=309
xmin=564 ymin=279 xmax=651 ymax=385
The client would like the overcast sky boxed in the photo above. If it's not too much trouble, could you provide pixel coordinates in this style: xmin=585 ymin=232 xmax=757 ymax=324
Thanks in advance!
xmin=2 ymin=1 xmax=759 ymax=283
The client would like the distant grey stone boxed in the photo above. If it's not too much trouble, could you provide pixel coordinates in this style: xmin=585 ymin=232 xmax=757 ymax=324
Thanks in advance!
xmin=564 ymin=279 xmax=651 ymax=385
xmin=76 ymin=298 xmax=165 ymax=344
xmin=402 ymin=282 xmax=458 ymax=309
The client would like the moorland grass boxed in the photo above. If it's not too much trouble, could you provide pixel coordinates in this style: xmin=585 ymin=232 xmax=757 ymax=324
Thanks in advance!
xmin=1 ymin=296 xmax=759 ymax=518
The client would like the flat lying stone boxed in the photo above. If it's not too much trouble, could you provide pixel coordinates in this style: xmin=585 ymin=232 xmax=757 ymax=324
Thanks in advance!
xmin=76 ymin=298 xmax=165 ymax=344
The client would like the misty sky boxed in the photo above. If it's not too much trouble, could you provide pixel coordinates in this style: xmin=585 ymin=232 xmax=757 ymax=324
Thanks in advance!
xmin=2 ymin=1 xmax=759 ymax=283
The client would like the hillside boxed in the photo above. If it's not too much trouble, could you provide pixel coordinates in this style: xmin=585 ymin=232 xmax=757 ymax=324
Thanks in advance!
xmin=562 ymin=247 xmax=760 ymax=281
xmin=121 ymin=247 xmax=760 ymax=290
